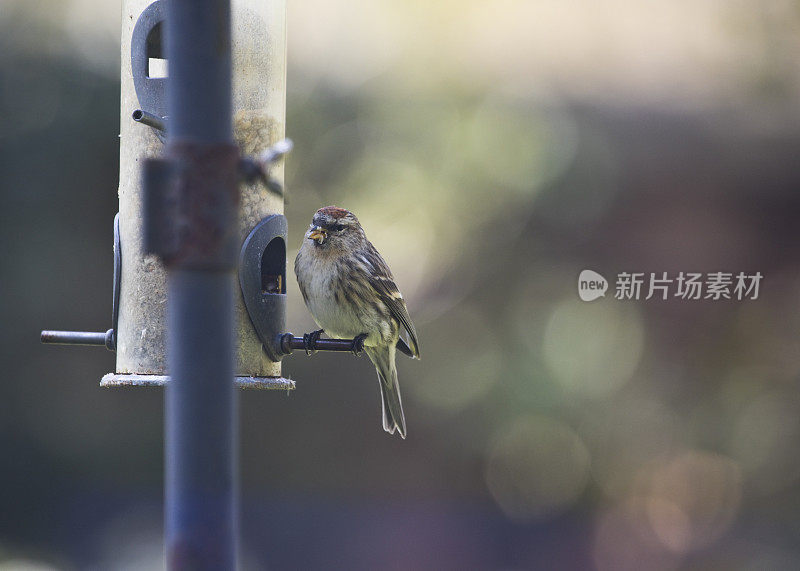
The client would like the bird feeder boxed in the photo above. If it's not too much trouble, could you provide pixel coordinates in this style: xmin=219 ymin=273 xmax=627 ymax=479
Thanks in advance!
xmin=40 ymin=0 xmax=371 ymax=384
xmin=42 ymin=0 xmax=293 ymax=389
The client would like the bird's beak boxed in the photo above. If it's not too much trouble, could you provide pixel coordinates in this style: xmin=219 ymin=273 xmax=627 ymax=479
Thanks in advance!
xmin=308 ymin=226 xmax=327 ymax=244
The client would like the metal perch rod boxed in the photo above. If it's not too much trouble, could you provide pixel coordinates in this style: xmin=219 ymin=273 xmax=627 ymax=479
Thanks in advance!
xmin=41 ymin=330 xmax=115 ymax=350
xmin=280 ymin=334 xmax=364 ymax=353
xmin=41 ymin=329 xmax=363 ymax=354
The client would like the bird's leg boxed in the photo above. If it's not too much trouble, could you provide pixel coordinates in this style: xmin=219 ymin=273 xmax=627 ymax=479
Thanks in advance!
xmin=303 ymin=329 xmax=324 ymax=355
xmin=351 ymin=333 xmax=368 ymax=357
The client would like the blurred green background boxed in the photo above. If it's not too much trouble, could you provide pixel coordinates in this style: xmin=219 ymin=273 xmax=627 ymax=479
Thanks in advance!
xmin=3 ymin=1 xmax=800 ymax=569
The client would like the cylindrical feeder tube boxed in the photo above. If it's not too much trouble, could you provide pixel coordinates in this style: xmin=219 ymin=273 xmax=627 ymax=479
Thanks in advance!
xmin=109 ymin=0 xmax=289 ymax=388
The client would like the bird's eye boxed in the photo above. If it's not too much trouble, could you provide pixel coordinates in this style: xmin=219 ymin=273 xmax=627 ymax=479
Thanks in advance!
xmin=332 ymin=223 xmax=345 ymax=232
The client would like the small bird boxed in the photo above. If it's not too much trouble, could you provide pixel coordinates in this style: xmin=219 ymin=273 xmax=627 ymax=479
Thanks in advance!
xmin=294 ymin=206 xmax=420 ymax=438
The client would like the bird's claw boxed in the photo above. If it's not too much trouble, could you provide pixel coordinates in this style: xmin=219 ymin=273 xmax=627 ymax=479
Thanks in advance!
xmin=351 ymin=333 xmax=367 ymax=357
xmin=303 ymin=329 xmax=324 ymax=355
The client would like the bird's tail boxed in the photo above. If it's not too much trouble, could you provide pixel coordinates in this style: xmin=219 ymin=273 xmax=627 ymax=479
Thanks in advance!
xmin=366 ymin=346 xmax=406 ymax=439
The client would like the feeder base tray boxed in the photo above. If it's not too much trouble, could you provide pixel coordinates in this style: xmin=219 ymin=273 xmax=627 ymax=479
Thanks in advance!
xmin=100 ymin=373 xmax=295 ymax=390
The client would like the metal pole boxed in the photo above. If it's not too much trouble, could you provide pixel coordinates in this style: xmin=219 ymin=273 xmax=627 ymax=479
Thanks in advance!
xmin=163 ymin=1 xmax=238 ymax=569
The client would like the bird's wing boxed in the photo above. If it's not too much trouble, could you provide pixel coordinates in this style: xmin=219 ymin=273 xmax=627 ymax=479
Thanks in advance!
xmin=363 ymin=243 xmax=420 ymax=359
xmin=396 ymin=337 xmax=415 ymax=358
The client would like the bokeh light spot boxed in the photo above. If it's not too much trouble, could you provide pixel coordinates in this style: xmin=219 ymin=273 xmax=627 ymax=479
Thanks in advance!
xmin=593 ymin=502 xmax=679 ymax=571
xmin=543 ymin=298 xmax=644 ymax=397
xmin=485 ymin=415 xmax=590 ymax=521
xmin=729 ymin=389 xmax=800 ymax=495
xmin=468 ymin=97 xmax=577 ymax=194
xmin=640 ymin=451 xmax=742 ymax=553
xmin=581 ymin=398 xmax=678 ymax=499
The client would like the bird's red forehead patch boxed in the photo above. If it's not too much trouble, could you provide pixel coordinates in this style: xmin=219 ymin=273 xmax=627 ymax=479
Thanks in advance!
xmin=317 ymin=206 xmax=349 ymax=219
